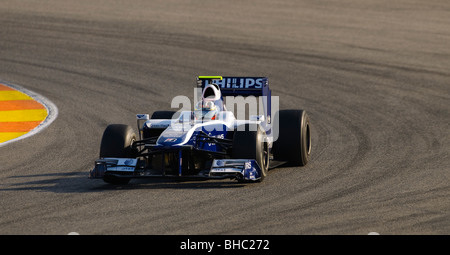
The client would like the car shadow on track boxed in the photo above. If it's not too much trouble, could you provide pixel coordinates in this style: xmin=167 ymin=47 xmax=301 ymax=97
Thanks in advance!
xmin=99 ymin=178 xmax=248 ymax=191
xmin=1 ymin=171 xmax=248 ymax=193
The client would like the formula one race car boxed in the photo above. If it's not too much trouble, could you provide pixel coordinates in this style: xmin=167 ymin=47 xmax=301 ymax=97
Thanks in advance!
xmin=89 ymin=76 xmax=311 ymax=184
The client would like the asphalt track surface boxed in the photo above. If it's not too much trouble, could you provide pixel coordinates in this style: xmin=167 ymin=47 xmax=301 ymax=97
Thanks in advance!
xmin=0 ymin=0 xmax=449 ymax=235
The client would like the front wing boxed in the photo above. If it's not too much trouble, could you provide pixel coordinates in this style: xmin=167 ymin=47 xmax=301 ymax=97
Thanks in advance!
xmin=89 ymin=157 xmax=263 ymax=182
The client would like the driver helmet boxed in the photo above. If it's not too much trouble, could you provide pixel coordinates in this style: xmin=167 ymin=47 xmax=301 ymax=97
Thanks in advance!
xmin=194 ymin=100 xmax=219 ymax=121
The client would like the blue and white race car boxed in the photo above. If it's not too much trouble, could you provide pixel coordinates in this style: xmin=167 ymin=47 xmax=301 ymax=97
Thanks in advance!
xmin=89 ymin=76 xmax=311 ymax=184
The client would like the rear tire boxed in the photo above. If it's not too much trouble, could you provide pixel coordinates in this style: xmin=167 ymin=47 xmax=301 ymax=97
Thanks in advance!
xmin=99 ymin=124 xmax=137 ymax=184
xmin=232 ymin=124 xmax=269 ymax=182
xmin=151 ymin=111 xmax=177 ymax=119
xmin=273 ymin=110 xmax=311 ymax=166
xmin=141 ymin=111 xmax=177 ymax=140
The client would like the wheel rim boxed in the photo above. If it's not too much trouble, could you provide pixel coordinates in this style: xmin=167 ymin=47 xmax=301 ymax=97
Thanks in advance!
xmin=306 ymin=123 xmax=311 ymax=155
xmin=262 ymin=141 xmax=269 ymax=170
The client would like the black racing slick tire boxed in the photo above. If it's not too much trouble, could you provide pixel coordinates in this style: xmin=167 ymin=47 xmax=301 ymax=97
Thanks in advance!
xmin=232 ymin=124 xmax=269 ymax=182
xmin=142 ymin=110 xmax=178 ymax=140
xmin=100 ymin=124 xmax=138 ymax=158
xmin=273 ymin=110 xmax=311 ymax=166
xmin=151 ymin=111 xmax=177 ymax=119
xmin=99 ymin=124 xmax=137 ymax=185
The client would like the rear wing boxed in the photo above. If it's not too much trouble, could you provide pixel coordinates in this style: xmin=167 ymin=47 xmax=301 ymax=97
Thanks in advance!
xmin=197 ymin=76 xmax=270 ymax=98
xmin=197 ymin=76 xmax=273 ymax=126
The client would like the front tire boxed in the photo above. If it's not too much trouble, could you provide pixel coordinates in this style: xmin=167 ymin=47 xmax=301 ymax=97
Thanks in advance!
xmin=99 ymin=124 xmax=137 ymax=184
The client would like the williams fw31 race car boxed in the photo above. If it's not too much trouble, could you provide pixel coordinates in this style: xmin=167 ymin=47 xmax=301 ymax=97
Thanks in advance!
xmin=89 ymin=76 xmax=311 ymax=184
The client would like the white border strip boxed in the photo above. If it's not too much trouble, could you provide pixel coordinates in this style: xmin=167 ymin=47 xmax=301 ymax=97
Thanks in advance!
xmin=0 ymin=80 xmax=59 ymax=148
